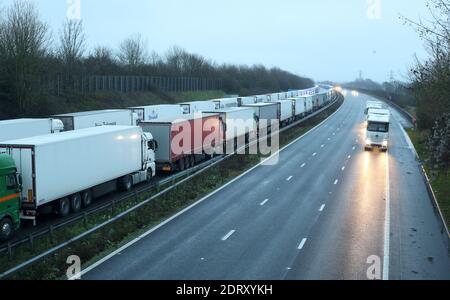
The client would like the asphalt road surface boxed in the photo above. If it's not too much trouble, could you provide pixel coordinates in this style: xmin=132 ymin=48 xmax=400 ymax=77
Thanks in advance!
xmin=82 ymin=92 xmax=450 ymax=280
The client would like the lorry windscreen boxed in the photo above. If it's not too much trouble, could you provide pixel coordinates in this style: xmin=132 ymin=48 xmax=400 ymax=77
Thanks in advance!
xmin=367 ymin=122 xmax=389 ymax=133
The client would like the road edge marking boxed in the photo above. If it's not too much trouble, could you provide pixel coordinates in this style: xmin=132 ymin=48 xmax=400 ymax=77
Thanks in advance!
xmin=383 ymin=150 xmax=390 ymax=280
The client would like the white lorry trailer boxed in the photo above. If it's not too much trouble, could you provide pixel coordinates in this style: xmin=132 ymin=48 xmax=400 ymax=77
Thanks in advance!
xmin=180 ymin=101 xmax=216 ymax=114
xmin=268 ymin=99 xmax=295 ymax=126
xmin=241 ymin=102 xmax=279 ymax=134
xmin=290 ymin=97 xmax=307 ymax=119
xmin=367 ymin=108 xmax=390 ymax=118
xmin=130 ymin=105 xmax=184 ymax=122
xmin=365 ymin=101 xmax=384 ymax=115
xmin=0 ymin=119 xmax=64 ymax=142
xmin=204 ymin=107 xmax=256 ymax=153
xmin=213 ymin=98 xmax=239 ymax=110
xmin=365 ymin=114 xmax=390 ymax=151
xmin=0 ymin=126 xmax=156 ymax=222
xmin=53 ymin=109 xmax=139 ymax=131
xmin=237 ymin=96 xmax=257 ymax=106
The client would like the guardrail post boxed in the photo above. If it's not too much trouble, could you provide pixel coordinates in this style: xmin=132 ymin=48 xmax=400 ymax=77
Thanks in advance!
xmin=83 ymin=212 xmax=88 ymax=228
xmin=111 ymin=200 xmax=116 ymax=213
xmin=29 ymin=234 xmax=34 ymax=250
xmin=134 ymin=190 xmax=139 ymax=203
xmin=7 ymin=242 xmax=12 ymax=260
xmin=49 ymin=225 xmax=54 ymax=244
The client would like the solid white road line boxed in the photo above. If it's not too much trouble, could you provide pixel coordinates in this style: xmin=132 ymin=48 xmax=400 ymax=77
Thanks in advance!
xmin=298 ymin=238 xmax=307 ymax=250
xmin=287 ymin=176 xmax=293 ymax=181
xmin=222 ymin=230 xmax=236 ymax=241
xmin=260 ymin=199 xmax=269 ymax=206
xmin=78 ymin=97 xmax=346 ymax=278
xmin=334 ymin=179 xmax=339 ymax=185
xmin=319 ymin=204 xmax=326 ymax=212
xmin=301 ymin=163 xmax=306 ymax=168
xmin=383 ymin=150 xmax=391 ymax=280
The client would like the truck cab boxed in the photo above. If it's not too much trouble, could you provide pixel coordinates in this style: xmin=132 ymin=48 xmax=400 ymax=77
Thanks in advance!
xmin=142 ymin=132 xmax=157 ymax=179
xmin=365 ymin=114 xmax=390 ymax=151
xmin=0 ymin=153 xmax=21 ymax=241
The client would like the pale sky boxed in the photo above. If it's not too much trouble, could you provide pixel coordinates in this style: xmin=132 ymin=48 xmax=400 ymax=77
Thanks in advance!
xmin=0 ymin=0 xmax=431 ymax=83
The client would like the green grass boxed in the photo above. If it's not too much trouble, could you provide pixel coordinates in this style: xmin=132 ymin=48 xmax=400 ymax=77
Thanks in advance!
xmin=406 ymin=128 xmax=450 ymax=228
xmin=1 ymin=97 xmax=343 ymax=280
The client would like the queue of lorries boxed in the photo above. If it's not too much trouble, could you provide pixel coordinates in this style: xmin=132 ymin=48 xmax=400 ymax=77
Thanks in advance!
xmin=0 ymin=86 xmax=334 ymax=241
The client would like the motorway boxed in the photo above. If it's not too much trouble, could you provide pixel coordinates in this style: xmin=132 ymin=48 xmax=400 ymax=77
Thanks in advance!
xmin=82 ymin=92 xmax=450 ymax=280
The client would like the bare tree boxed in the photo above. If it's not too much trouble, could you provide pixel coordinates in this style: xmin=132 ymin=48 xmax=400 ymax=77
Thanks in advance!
xmin=0 ymin=0 xmax=50 ymax=113
xmin=117 ymin=34 xmax=148 ymax=68
xmin=59 ymin=19 xmax=86 ymax=66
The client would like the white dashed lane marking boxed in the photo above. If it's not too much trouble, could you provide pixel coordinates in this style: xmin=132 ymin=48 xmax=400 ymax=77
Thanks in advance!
xmin=222 ymin=230 xmax=236 ymax=241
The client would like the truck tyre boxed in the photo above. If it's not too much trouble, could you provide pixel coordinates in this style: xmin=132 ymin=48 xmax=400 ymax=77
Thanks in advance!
xmin=57 ymin=198 xmax=70 ymax=217
xmin=0 ymin=218 xmax=13 ymax=242
xmin=118 ymin=175 xmax=132 ymax=192
xmin=70 ymin=193 xmax=82 ymax=213
xmin=81 ymin=190 xmax=93 ymax=208
xmin=146 ymin=169 xmax=152 ymax=183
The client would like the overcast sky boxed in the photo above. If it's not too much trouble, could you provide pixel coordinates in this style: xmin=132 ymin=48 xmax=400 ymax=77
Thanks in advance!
xmin=0 ymin=0 xmax=431 ymax=83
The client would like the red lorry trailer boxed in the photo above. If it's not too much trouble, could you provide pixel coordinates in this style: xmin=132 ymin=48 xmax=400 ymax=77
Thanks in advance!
xmin=139 ymin=113 xmax=223 ymax=172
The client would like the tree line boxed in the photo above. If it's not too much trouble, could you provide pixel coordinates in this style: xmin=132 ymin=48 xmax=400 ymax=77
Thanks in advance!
xmin=0 ymin=0 xmax=314 ymax=119
xmin=405 ymin=0 xmax=449 ymax=170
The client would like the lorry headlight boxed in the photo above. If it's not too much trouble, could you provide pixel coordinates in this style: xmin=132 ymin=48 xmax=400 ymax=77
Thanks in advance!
xmin=366 ymin=139 xmax=371 ymax=145
xmin=382 ymin=140 xmax=388 ymax=147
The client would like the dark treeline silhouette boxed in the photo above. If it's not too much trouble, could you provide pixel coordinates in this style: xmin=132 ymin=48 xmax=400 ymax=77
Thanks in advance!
xmin=0 ymin=1 xmax=314 ymax=119
xmin=343 ymin=78 xmax=416 ymax=110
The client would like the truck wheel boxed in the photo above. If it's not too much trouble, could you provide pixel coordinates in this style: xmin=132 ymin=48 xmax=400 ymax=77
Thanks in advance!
xmin=70 ymin=193 xmax=82 ymax=213
xmin=185 ymin=157 xmax=191 ymax=169
xmin=81 ymin=190 xmax=93 ymax=208
xmin=0 ymin=218 xmax=13 ymax=242
xmin=118 ymin=175 xmax=132 ymax=192
xmin=57 ymin=198 xmax=70 ymax=217
xmin=146 ymin=169 xmax=152 ymax=183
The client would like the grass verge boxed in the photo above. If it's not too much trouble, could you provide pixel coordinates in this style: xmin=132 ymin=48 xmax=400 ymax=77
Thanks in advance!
xmin=406 ymin=128 xmax=450 ymax=229
xmin=2 ymin=97 xmax=343 ymax=280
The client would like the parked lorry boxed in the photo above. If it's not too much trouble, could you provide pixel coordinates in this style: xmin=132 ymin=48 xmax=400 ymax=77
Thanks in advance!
xmin=204 ymin=107 xmax=256 ymax=153
xmin=237 ymin=96 xmax=256 ymax=106
xmin=268 ymin=93 xmax=279 ymax=102
xmin=0 ymin=119 xmax=64 ymax=142
xmin=274 ymin=100 xmax=295 ymax=126
xmin=130 ymin=105 xmax=184 ymax=122
xmin=180 ymin=101 xmax=216 ymax=114
xmin=138 ymin=113 xmax=222 ymax=172
xmin=365 ymin=114 xmax=390 ymax=151
xmin=296 ymin=96 xmax=313 ymax=114
xmin=255 ymin=95 xmax=269 ymax=103
xmin=365 ymin=101 xmax=383 ymax=115
xmin=367 ymin=108 xmax=390 ymax=118
xmin=213 ymin=98 xmax=239 ymax=110
xmin=291 ymin=97 xmax=307 ymax=119
xmin=53 ymin=109 xmax=139 ymax=131
xmin=241 ymin=102 xmax=279 ymax=134
xmin=0 ymin=126 xmax=156 ymax=240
